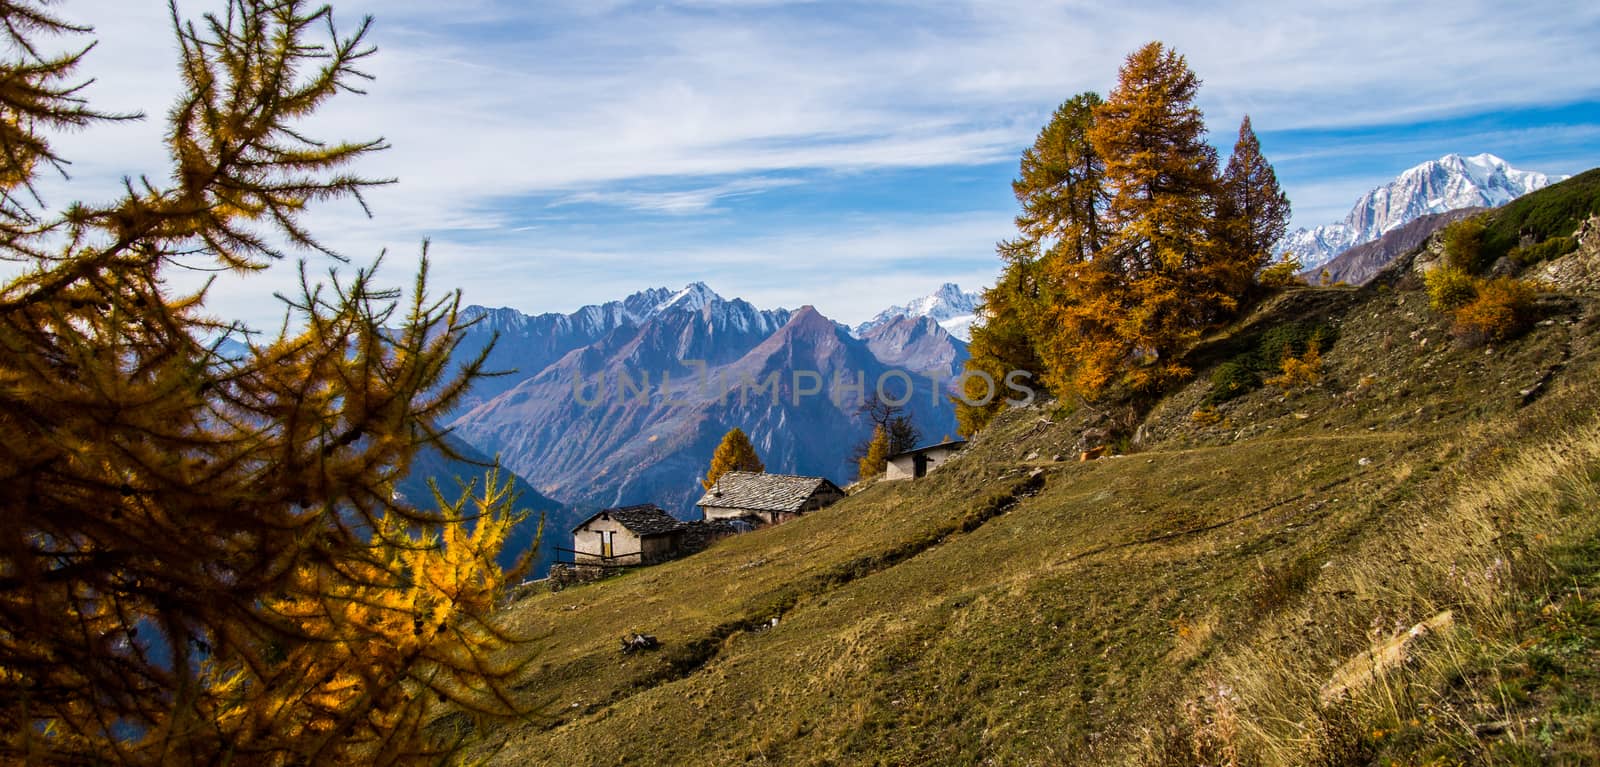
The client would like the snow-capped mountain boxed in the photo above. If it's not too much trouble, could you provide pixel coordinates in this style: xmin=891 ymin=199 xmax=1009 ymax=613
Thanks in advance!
xmin=1280 ymin=153 xmax=1564 ymax=270
xmin=452 ymin=283 xmax=793 ymax=414
xmin=444 ymin=283 xmax=962 ymax=516
xmin=855 ymin=283 xmax=982 ymax=342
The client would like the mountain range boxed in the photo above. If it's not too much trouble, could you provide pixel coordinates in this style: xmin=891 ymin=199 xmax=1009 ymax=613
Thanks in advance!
xmin=854 ymin=283 xmax=982 ymax=342
xmin=444 ymin=284 xmax=969 ymax=520
xmin=1280 ymin=153 xmax=1563 ymax=270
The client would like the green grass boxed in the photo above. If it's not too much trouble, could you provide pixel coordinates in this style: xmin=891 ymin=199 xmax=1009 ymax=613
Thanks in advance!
xmin=1481 ymin=167 xmax=1600 ymax=267
xmin=454 ymin=278 xmax=1600 ymax=766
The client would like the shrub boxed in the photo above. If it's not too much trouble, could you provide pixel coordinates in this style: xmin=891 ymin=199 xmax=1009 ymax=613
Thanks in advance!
xmin=1441 ymin=216 xmax=1487 ymax=272
xmin=1509 ymin=235 xmax=1578 ymax=265
xmin=1265 ymin=339 xmax=1323 ymax=391
xmin=1207 ymin=361 xmax=1261 ymax=405
xmin=1257 ymin=323 xmax=1330 ymax=370
xmin=1451 ymin=277 xmax=1537 ymax=346
xmin=1258 ymin=256 xmax=1306 ymax=287
xmin=1425 ymin=266 xmax=1478 ymax=311
xmin=1190 ymin=406 xmax=1224 ymax=426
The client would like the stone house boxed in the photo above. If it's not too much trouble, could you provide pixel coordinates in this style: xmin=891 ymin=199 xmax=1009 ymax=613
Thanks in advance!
xmin=695 ymin=472 xmax=845 ymax=525
xmin=885 ymin=439 xmax=966 ymax=481
xmin=570 ymin=504 xmax=685 ymax=566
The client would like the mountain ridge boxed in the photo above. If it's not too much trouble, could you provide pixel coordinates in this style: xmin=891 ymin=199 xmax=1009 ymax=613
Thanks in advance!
xmin=1280 ymin=152 xmax=1563 ymax=269
xmin=445 ymin=288 xmax=963 ymax=517
xmin=855 ymin=282 xmax=982 ymax=342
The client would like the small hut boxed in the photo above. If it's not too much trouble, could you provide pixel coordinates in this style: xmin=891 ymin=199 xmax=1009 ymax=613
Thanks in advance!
xmin=885 ymin=439 xmax=966 ymax=481
xmin=570 ymin=504 xmax=684 ymax=566
xmin=695 ymin=472 xmax=845 ymax=525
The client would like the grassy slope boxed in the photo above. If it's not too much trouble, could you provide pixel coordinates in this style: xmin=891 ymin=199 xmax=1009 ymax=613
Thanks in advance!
xmin=463 ymin=274 xmax=1600 ymax=764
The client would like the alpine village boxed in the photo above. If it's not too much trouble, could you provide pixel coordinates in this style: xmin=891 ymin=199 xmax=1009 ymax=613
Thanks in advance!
xmin=4 ymin=2 xmax=1600 ymax=766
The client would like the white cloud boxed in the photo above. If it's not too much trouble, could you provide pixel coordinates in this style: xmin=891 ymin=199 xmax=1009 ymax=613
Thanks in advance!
xmin=10 ymin=0 xmax=1598 ymax=328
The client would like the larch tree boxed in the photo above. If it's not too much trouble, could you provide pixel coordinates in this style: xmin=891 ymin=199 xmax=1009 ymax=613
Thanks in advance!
xmin=956 ymin=93 xmax=1102 ymax=431
xmin=1084 ymin=41 xmax=1223 ymax=393
xmin=0 ymin=2 xmax=532 ymax=764
xmin=957 ymin=255 xmax=1046 ymax=435
xmin=1215 ymin=115 xmax=1292 ymax=290
xmin=855 ymin=392 xmax=920 ymax=456
xmin=857 ymin=425 xmax=890 ymax=480
xmin=702 ymin=427 xmax=765 ymax=489
xmin=1012 ymin=92 xmax=1106 ymax=267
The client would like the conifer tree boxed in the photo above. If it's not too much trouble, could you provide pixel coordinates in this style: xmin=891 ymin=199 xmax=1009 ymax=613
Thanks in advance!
xmin=1216 ymin=115 xmax=1292 ymax=290
xmin=957 ymin=260 xmax=1047 ymax=435
xmin=703 ymin=427 xmax=765 ymax=489
xmin=1081 ymin=41 xmax=1223 ymax=393
xmin=858 ymin=425 xmax=890 ymax=480
xmin=0 ymin=2 xmax=531 ymax=763
xmin=956 ymin=93 xmax=1101 ymax=431
xmin=1012 ymin=92 xmax=1106 ymax=266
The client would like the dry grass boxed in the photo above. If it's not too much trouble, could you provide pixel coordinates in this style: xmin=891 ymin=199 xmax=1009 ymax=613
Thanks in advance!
xmin=1195 ymin=385 xmax=1600 ymax=766
xmin=452 ymin=283 xmax=1600 ymax=766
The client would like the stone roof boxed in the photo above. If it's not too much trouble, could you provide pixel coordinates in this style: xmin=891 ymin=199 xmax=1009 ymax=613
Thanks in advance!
xmin=887 ymin=439 xmax=968 ymax=461
xmin=695 ymin=472 xmax=843 ymax=514
xmin=572 ymin=504 xmax=684 ymax=536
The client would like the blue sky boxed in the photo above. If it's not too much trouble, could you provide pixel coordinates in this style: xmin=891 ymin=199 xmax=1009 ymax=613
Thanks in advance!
xmin=29 ymin=0 xmax=1600 ymax=329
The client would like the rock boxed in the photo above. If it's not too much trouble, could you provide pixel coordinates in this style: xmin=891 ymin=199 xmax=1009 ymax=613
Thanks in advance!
xmin=1358 ymin=457 xmax=1372 ymax=467
xmin=1539 ymin=214 xmax=1600 ymax=293
xmin=620 ymin=633 xmax=660 ymax=654
xmin=1024 ymin=451 xmax=1040 ymax=461
xmin=1320 ymin=611 xmax=1453 ymax=705
xmin=1051 ymin=454 xmax=1066 ymax=462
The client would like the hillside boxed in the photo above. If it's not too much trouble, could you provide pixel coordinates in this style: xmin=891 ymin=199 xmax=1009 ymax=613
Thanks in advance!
xmin=1305 ymin=207 xmax=1483 ymax=285
xmin=449 ymin=226 xmax=1600 ymax=764
xmin=439 ymin=176 xmax=1600 ymax=766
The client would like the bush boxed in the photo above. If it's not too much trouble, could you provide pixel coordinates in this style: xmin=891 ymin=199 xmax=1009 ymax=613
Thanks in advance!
xmin=1265 ymin=339 xmax=1323 ymax=391
xmin=1425 ymin=266 xmax=1478 ymax=311
xmin=1190 ymin=406 xmax=1224 ymax=426
xmin=1203 ymin=323 xmax=1333 ymax=405
xmin=1258 ymin=256 xmax=1306 ymax=287
xmin=1257 ymin=323 xmax=1330 ymax=369
xmin=1441 ymin=216 xmax=1487 ymax=272
xmin=1509 ymin=235 xmax=1578 ymax=265
xmin=1451 ymin=277 xmax=1537 ymax=346
xmin=1206 ymin=361 xmax=1261 ymax=405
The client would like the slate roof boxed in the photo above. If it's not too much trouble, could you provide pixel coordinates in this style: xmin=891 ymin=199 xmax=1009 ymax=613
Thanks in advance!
xmin=887 ymin=439 xmax=968 ymax=461
xmin=571 ymin=504 xmax=684 ymax=536
xmin=695 ymin=472 xmax=843 ymax=514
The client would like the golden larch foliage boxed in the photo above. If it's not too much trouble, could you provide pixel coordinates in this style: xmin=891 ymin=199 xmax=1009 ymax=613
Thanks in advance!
xmin=0 ymin=2 xmax=534 ymax=764
xmin=858 ymin=425 xmax=890 ymax=480
xmin=703 ymin=427 xmax=765 ymax=489
xmin=1082 ymin=41 xmax=1222 ymax=394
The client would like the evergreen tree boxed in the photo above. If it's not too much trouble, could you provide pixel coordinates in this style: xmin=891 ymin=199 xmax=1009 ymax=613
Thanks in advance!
xmin=858 ymin=425 xmax=890 ymax=480
xmin=703 ymin=427 xmax=765 ymax=489
xmin=1216 ymin=115 xmax=1292 ymax=290
xmin=957 ymin=259 xmax=1047 ymax=435
xmin=855 ymin=393 xmax=920 ymax=455
xmin=0 ymin=2 xmax=530 ymax=763
xmin=1013 ymin=92 xmax=1106 ymax=266
xmin=1083 ymin=41 xmax=1223 ymax=393
xmin=956 ymin=93 xmax=1102 ymax=431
